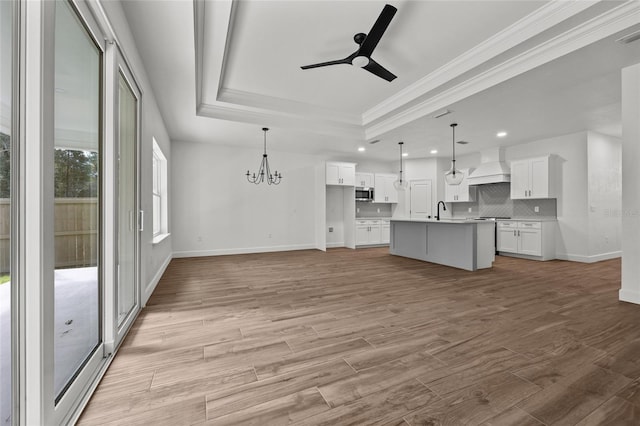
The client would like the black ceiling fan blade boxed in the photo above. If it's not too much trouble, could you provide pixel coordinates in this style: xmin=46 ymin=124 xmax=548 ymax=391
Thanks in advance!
xmin=363 ymin=59 xmax=396 ymax=82
xmin=301 ymin=58 xmax=351 ymax=70
xmin=358 ymin=4 xmax=397 ymax=58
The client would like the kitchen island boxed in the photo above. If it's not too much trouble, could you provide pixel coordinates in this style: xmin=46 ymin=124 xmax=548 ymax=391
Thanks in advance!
xmin=390 ymin=218 xmax=495 ymax=271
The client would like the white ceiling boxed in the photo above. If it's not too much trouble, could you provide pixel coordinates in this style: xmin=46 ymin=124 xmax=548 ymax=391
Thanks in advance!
xmin=120 ymin=0 xmax=640 ymax=162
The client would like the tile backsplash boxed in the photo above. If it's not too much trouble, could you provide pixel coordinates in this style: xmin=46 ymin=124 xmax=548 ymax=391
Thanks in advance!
xmin=356 ymin=202 xmax=392 ymax=218
xmin=450 ymin=182 xmax=557 ymax=218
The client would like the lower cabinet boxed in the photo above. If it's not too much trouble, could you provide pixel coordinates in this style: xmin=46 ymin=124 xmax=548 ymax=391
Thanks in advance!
xmin=356 ymin=219 xmax=390 ymax=246
xmin=497 ymin=220 xmax=555 ymax=260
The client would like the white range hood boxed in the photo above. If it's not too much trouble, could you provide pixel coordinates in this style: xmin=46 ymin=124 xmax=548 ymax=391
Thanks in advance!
xmin=467 ymin=147 xmax=511 ymax=185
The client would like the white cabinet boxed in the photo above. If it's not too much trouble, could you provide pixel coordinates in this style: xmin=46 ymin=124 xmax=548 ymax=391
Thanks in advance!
xmin=510 ymin=156 xmax=553 ymax=199
xmin=326 ymin=162 xmax=355 ymax=186
xmin=381 ymin=219 xmax=390 ymax=244
xmin=374 ymin=174 xmax=398 ymax=203
xmin=355 ymin=172 xmax=374 ymax=188
xmin=497 ymin=220 xmax=555 ymax=260
xmin=355 ymin=219 xmax=383 ymax=245
xmin=444 ymin=168 xmax=476 ymax=202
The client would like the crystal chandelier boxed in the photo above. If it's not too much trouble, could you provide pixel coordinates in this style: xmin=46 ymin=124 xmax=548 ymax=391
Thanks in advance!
xmin=246 ymin=127 xmax=282 ymax=185
xmin=444 ymin=123 xmax=463 ymax=185
xmin=393 ymin=141 xmax=408 ymax=190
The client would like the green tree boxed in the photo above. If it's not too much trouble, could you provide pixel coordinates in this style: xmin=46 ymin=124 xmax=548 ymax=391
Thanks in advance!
xmin=54 ymin=149 xmax=98 ymax=198
xmin=0 ymin=133 xmax=10 ymax=199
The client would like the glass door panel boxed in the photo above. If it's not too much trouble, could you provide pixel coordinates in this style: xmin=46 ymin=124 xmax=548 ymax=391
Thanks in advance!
xmin=53 ymin=0 xmax=101 ymax=399
xmin=0 ymin=0 xmax=12 ymax=422
xmin=117 ymin=72 xmax=138 ymax=328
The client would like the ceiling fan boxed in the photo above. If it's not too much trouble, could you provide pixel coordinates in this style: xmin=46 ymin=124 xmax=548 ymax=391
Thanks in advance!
xmin=300 ymin=4 xmax=398 ymax=82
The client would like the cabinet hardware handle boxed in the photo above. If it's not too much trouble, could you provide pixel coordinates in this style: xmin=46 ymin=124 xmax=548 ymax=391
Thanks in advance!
xmin=514 ymin=230 xmax=516 ymax=236
xmin=518 ymin=230 xmax=520 ymax=236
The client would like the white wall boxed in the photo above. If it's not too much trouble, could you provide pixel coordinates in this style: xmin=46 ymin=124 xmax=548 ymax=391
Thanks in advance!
xmin=171 ymin=140 xmax=322 ymax=256
xmin=620 ymin=63 xmax=640 ymax=304
xmin=587 ymin=132 xmax=622 ymax=259
xmin=101 ymin=1 xmax=173 ymax=304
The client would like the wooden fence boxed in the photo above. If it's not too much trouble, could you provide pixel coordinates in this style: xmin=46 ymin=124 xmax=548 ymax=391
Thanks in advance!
xmin=0 ymin=198 xmax=98 ymax=273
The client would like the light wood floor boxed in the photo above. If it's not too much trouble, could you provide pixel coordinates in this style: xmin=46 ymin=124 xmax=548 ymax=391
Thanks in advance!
xmin=78 ymin=248 xmax=640 ymax=425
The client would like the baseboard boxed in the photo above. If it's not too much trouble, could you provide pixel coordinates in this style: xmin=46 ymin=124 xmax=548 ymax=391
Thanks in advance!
xmin=554 ymin=251 xmax=621 ymax=263
xmin=142 ymin=252 xmax=172 ymax=306
xmin=173 ymin=243 xmax=318 ymax=258
xmin=326 ymin=242 xmax=345 ymax=248
xmin=619 ymin=289 xmax=640 ymax=305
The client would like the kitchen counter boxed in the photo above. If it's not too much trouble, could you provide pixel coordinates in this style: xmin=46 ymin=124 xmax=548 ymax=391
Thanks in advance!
xmin=389 ymin=218 xmax=495 ymax=271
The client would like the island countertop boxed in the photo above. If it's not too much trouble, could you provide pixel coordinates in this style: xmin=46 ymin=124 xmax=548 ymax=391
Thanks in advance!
xmin=389 ymin=219 xmax=495 ymax=271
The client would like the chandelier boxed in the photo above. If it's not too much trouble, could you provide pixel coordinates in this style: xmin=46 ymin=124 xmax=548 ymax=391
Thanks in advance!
xmin=246 ymin=127 xmax=282 ymax=185
xmin=444 ymin=123 xmax=463 ymax=185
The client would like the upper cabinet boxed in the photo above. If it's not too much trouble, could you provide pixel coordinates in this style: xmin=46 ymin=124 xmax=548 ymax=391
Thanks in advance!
xmin=326 ymin=162 xmax=356 ymax=186
xmin=374 ymin=173 xmax=398 ymax=203
xmin=355 ymin=172 xmax=374 ymax=188
xmin=444 ymin=168 xmax=476 ymax=202
xmin=510 ymin=156 xmax=554 ymax=199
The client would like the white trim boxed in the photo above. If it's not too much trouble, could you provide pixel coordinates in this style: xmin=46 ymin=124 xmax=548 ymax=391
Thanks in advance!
xmin=143 ymin=252 xmax=172 ymax=306
xmin=619 ymin=289 xmax=640 ymax=305
xmin=152 ymin=232 xmax=170 ymax=245
xmin=173 ymin=243 xmax=318 ymax=258
xmin=366 ymin=0 xmax=640 ymax=139
xmin=326 ymin=242 xmax=345 ymax=249
xmin=553 ymin=251 xmax=622 ymax=263
xmin=363 ymin=0 xmax=598 ymax=124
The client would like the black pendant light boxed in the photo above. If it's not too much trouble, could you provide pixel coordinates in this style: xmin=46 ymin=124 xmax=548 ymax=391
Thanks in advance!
xmin=444 ymin=123 xmax=463 ymax=185
xmin=246 ymin=128 xmax=282 ymax=185
xmin=393 ymin=141 xmax=408 ymax=190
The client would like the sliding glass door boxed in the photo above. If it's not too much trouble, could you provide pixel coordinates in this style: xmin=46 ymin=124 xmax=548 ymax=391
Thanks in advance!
xmin=53 ymin=0 xmax=102 ymax=401
xmin=116 ymin=67 xmax=140 ymax=339
xmin=0 ymin=0 xmax=14 ymax=423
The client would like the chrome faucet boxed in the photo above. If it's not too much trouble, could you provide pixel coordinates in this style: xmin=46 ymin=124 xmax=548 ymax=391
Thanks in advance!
xmin=436 ymin=201 xmax=446 ymax=221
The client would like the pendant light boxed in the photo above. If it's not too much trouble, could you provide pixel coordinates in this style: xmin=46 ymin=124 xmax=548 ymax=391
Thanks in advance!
xmin=444 ymin=123 xmax=463 ymax=185
xmin=393 ymin=141 xmax=408 ymax=190
xmin=246 ymin=127 xmax=282 ymax=185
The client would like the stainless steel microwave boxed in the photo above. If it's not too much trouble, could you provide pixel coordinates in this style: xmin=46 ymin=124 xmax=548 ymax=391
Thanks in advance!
xmin=355 ymin=187 xmax=374 ymax=202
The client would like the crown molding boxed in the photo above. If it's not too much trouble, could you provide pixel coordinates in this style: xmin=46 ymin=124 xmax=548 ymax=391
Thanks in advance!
xmin=365 ymin=0 xmax=640 ymax=139
xmin=363 ymin=0 xmax=600 ymax=125
xmin=218 ymin=88 xmax=361 ymax=125
xmin=198 ymin=101 xmax=364 ymax=140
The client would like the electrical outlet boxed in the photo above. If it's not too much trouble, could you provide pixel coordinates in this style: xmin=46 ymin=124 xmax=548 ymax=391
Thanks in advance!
xmin=534 ymin=206 xmax=539 ymax=213
xmin=468 ymin=207 xmax=472 ymax=213
xmin=328 ymin=227 xmax=334 ymax=232
xmin=377 ymin=208 xmax=380 ymax=213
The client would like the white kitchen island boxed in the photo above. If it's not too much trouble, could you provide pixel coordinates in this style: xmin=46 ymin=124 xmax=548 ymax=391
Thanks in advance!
xmin=390 ymin=218 xmax=495 ymax=271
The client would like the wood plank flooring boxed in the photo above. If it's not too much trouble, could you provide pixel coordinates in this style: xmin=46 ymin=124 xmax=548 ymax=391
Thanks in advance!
xmin=78 ymin=248 xmax=640 ymax=425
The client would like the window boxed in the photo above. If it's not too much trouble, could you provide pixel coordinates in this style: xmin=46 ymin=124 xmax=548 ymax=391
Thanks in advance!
xmin=152 ymin=138 xmax=168 ymax=243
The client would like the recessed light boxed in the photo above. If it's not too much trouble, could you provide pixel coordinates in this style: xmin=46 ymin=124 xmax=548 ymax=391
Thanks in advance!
xmin=402 ymin=152 xmax=408 ymax=157
xmin=358 ymin=147 xmax=365 ymax=152
xmin=497 ymin=131 xmax=507 ymax=138
xmin=430 ymin=149 xmax=438 ymax=154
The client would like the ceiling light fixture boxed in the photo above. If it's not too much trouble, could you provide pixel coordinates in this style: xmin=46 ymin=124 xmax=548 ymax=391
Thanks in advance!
xmin=402 ymin=152 xmax=408 ymax=157
xmin=246 ymin=127 xmax=282 ymax=185
xmin=430 ymin=149 xmax=438 ymax=154
xmin=394 ymin=142 xmax=408 ymax=191
xmin=444 ymin=123 xmax=463 ymax=185
xmin=358 ymin=147 xmax=365 ymax=152
xmin=497 ymin=131 xmax=507 ymax=138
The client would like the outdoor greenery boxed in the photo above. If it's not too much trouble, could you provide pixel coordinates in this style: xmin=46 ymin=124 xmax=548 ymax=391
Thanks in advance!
xmin=0 ymin=133 xmax=10 ymax=199
xmin=54 ymin=149 xmax=98 ymax=198
xmin=0 ymin=275 xmax=9 ymax=285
